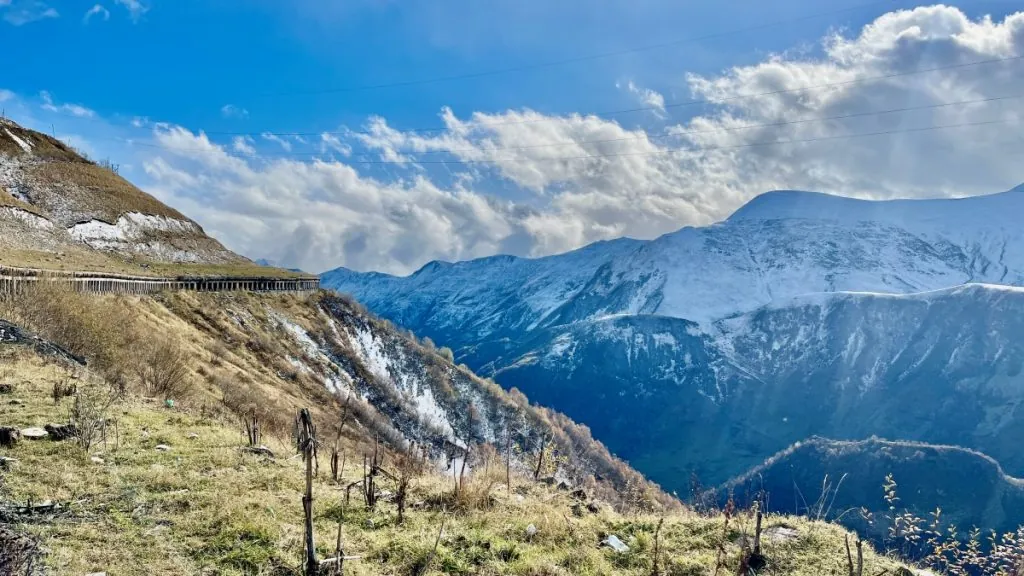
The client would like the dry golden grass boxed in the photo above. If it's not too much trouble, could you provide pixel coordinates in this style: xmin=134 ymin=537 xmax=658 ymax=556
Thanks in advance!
xmin=0 ymin=347 xmax=921 ymax=576
xmin=27 ymin=161 xmax=187 ymax=223
xmin=0 ymin=187 xmax=45 ymax=217
xmin=0 ymin=122 xmax=82 ymax=161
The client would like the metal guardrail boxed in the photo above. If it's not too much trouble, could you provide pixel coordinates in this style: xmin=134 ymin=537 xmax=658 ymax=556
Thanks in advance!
xmin=0 ymin=266 xmax=320 ymax=295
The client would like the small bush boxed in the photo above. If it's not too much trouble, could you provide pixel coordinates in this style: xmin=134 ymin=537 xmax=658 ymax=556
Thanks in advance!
xmin=135 ymin=338 xmax=191 ymax=400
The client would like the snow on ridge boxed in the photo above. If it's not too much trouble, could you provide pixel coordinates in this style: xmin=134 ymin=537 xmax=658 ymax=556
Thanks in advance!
xmin=765 ymin=282 xmax=1024 ymax=310
xmin=3 ymin=128 xmax=33 ymax=153
xmin=69 ymin=212 xmax=198 ymax=243
xmin=0 ymin=206 xmax=52 ymax=229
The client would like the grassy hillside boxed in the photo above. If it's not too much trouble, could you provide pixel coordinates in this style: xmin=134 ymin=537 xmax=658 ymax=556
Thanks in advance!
xmin=0 ymin=343 xmax=921 ymax=576
xmin=0 ymin=117 xmax=299 ymax=276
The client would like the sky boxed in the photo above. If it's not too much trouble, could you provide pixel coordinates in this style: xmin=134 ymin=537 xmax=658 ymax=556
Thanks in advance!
xmin=1 ymin=0 xmax=1022 ymax=274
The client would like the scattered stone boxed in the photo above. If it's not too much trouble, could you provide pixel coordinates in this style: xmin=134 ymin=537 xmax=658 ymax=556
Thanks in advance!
xmin=571 ymin=503 xmax=585 ymax=517
xmin=365 ymin=518 xmax=375 ymax=529
xmin=377 ymin=490 xmax=395 ymax=502
xmin=763 ymin=526 xmax=800 ymax=543
xmin=525 ymin=524 xmax=538 ymax=539
xmin=0 ymin=382 xmax=14 ymax=394
xmin=44 ymin=423 xmax=78 ymax=441
xmin=90 ymin=455 xmax=105 ymax=464
xmin=894 ymin=569 xmax=914 ymax=576
xmin=141 ymin=430 xmax=151 ymax=439
xmin=569 ymin=488 xmax=588 ymax=501
xmin=556 ymin=480 xmax=570 ymax=491
xmin=239 ymin=445 xmax=275 ymax=458
xmin=539 ymin=476 xmax=557 ymax=486
xmin=0 ymin=456 xmax=18 ymax=470
xmin=154 ymin=444 xmax=171 ymax=452
xmin=186 ymin=432 xmax=199 ymax=440
xmin=85 ymin=572 xmax=107 ymax=576
xmin=601 ymin=534 xmax=630 ymax=553
xmin=514 ymin=494 xmax=525 ymax=504
xmin=9 ymin=398 xmax=24 ymax=405
xmin=21 ymin=427 xmax=48 ymax=440
xmin=0 ymin=426 xmax=20 ymax=448
xmin=586 ymin=502 xmax=602 ymax=514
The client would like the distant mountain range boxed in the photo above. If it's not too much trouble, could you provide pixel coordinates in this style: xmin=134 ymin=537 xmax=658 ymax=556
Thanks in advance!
xmin=323 ymin=184 xmax=1024 ymax=531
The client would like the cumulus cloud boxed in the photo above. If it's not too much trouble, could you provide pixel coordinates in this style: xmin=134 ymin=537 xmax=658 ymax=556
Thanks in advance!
xmin=132 ymin=5 xmax=1023 ymax=275
xmin=618 ymin=80 xmax=666 ymax=114
xmin=221 ymin=104 xmax=249 ymax=119
xmin=115 ymin=0 xmax=146 ymax=22
xmin=83 ymin=4 xmax=108 ymax=23
xmin=40 ymin=91 xmax=95 ymax=118
xmin=2 ymin=0 xmax=58 ymax=25
xmin=232 ymin=136 xmax=256 ymax=156
xmin=261 ymin=132 xmax=293 ymax=151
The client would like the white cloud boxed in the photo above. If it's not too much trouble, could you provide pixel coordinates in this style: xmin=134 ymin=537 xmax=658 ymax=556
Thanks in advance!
xmin=618 ymin=80 xmax=666 ymax=114
xmin=2 ymin=0 xmax=58 ymax=25
xmin=39 ymin=91 xmax=95 ymax=118
xmin=221 ymin=104 xmax=249 ymax=119
xmin=83 ymin=4 xmax=108 ymax=23
xmin=114 ymin=0 xmax=146 ymax=22
xmin=0 ymin=89 xmax=14 ymax=102
xmin=102 ymin=6 xmax=1024 ymax=275
xmin=232 ymin=136 xmax=256 ymax=156
xmin=261 ymin=132 xmax=293 ymax=151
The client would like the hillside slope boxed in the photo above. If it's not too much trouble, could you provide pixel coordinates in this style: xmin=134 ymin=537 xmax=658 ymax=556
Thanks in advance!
xmin=325 ymin=187 xmax=1024 ymax=532
xmin=0 ymin=118 xmax=269 ymax=275
xmin=0 ymin=337 xmax=925 ymax=575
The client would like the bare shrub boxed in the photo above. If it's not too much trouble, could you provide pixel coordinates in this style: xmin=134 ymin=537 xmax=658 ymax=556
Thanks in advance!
xmin=69 ymin=375 xmax=119 ymax=451
xmin=0 ymin=281 xmax=138 ymax=376
xmin=135 ymin=338 xmax=191 ymax=399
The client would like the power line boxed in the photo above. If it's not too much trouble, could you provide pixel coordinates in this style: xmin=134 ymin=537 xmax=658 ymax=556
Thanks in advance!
xmin=123 ymin=117 xmax=1012 ymax=165
xmin=254 ymin=0 xmax=897 ymax=97
xmin=124 ymin=93 xmax=1023 ymax=158
xmin=204 ymin=54 xmax=1024 ymax=138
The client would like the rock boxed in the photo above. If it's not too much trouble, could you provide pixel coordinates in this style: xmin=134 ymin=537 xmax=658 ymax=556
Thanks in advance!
xmin=570 ymin=489 xmax=588 ymax=501
xmin=514 ymin=494 xmax=525 ymax=503
xmin=154 ymin=444 xmax=171 ymax=452
xmin=556 ymin=480 xmax=570 ymax=491
xmin=601 ymin=534 xmax=630 ymax=553
xmin=44 ymin=423 xmax=78 ymax=441
xmin=525 ymin=524 xmax=538 ymax=538
xmin=586 ymin=502 xmax=602 ymax=514
xmin=140 ymin=431 xmax=151 ymax=439
xmin=240 ymin=445 xmax=275 ymax=458
xmin=763 ymin=526 xmax=800 ymax=542
xmin=0 ymin=456 xmax=18 ymax=470
xmin=9 ymin=398 xmax=24 ymax=405
xmin=85 ymin=572 xmax=107 ymax=576
xmin=539 ymin=476 xmax=557 ymax=486
xmin=186 ymin=432 xmax=199 ymax=440
xmin=0 ymin=382 xmax=14 ymax=394
xmin=90 ymin=455 xmax=104 ymax=464
xmin=571 ymin=503 xmax=584 ymax=517
xmin=377 ymin=490 xmax=395 ymax=502
xmin=0 ymin=426 xmax=20 ymax=448
xmin=21 ymin=427 xmax=48 ymax=440
xmin=894 ymin=569 xmax=914 ymax=576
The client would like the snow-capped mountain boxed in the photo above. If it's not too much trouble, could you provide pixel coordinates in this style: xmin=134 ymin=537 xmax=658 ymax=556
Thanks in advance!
xmin=323 ymin=185 xmax=1024 ymax=494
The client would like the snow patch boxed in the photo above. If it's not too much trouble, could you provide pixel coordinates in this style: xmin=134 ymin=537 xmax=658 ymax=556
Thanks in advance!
xmin=0 ymin=206 xmax=51 ymax=229
xmin=3 ymin=129 xmax=32 ymax=153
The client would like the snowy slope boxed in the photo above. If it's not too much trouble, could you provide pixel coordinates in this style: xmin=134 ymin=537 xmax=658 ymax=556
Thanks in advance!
xmin=323 ymin=185 xmax=1024 ymax=495
xmin=325 ymin=185 xmax=1024 ymax=332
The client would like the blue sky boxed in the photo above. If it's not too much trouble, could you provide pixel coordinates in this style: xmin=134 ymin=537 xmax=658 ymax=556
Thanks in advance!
xmin=1 ymin=1 xmax=1023 ymax=273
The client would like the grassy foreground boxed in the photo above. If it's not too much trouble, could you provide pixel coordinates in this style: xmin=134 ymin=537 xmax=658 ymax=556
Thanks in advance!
xmin=0 ymin=349 xmax=920 ymax=576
